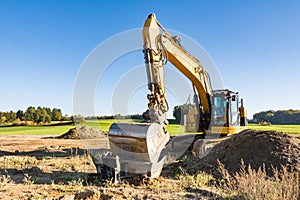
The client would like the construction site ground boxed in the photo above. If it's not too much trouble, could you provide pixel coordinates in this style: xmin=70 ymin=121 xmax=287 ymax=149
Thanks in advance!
xmin=0 ymin=129 xmax=299 ymax=199
xmin=0 ymin=134 xmax=219 ymax=199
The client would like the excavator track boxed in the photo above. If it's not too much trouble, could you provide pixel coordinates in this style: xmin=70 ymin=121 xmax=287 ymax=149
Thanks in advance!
xmin=164 ymin=133 xmax=230 ymax=165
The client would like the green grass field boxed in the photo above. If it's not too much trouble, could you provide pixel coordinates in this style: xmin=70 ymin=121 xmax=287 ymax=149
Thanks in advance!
xmin=166 ymin=123 xmax=300 ymax=135
xmin=81 ymin=119 xmax=186 ymax=134
xmin=0 ymin=119 xmax=141 ymax=135
xmin=0 ymin=120 xmax=299 ymax=135
xmin=0 ymin=125 xmax=75 ymax=135
xmin=248 ymin=123 xmax=300 ymax=133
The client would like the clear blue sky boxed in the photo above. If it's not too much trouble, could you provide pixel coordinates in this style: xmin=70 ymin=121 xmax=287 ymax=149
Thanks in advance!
xmin=1 ymin=0 xmax=300 ymax=118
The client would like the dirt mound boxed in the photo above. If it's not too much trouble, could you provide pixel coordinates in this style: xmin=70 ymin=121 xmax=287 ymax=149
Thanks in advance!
xmin=181 ymin=130 xmax=300 ymax=177
xmin=56 ymin=126 xmax=106 ymax=139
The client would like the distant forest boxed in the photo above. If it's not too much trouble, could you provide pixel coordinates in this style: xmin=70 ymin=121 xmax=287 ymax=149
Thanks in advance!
xmin=0 ymin=106 xmax=65 ymax=124
xmin=253 ymin=109 xmax=300 ymax=124
xmin=3 ymin=107 xmax=299 ymax=125
xmin=0 ymin=107 xmax=145 ymax=125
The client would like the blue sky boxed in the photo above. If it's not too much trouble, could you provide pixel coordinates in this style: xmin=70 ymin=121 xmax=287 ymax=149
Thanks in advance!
xmin=1 ymin=0 xmax=300 ymax=118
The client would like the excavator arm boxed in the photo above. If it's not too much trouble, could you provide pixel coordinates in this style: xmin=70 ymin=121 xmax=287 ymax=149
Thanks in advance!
xmin=142 ymin=14 xmax=213 ymax=132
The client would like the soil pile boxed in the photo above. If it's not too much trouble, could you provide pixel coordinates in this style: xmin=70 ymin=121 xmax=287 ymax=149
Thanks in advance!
xmin=56 ymin=126 xmax=106 ymax=139
xmin=180 ymin=130 xmax=300 ymax=177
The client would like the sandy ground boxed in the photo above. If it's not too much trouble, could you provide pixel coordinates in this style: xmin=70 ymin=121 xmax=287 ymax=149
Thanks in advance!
xmin=2 ymin=130 xmax=297 ymax=199
xmin=0 ymin=134 xmax=222 ymax=200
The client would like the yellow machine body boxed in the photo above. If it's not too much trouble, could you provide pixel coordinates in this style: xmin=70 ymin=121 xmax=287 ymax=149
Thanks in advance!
xmin=96 ymin=14 xmax=247 ymax=180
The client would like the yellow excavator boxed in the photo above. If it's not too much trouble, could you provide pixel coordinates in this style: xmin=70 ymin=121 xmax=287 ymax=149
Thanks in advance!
xmin=93 ymin=14 xmax=247 ymax=181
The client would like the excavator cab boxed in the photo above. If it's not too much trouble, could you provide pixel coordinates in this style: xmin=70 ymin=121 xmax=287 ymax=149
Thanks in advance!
xmin=210 ymin=90 xmax=241 ymax=134
xmin=184 ymin=89 xmax=243 ymax=135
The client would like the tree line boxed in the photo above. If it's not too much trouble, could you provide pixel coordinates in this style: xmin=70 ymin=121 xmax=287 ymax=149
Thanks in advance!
xmin=7 ymin=106 xmax=299 ymax=125
xmin=253 ymin=109 xmax=300 ymax=124
xmin=0 ymin=106 xmax=65 ymax=124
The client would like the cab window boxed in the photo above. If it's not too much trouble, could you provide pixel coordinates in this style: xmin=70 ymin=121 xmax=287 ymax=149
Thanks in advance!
xmin=212 ymin=96 xmax=226 ymax=125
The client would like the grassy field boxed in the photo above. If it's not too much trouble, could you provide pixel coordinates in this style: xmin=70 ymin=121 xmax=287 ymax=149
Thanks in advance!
xmin=248 ymin=123 xmax=300 ymax=133
xmin=165 ymin=123 xmax=300 ymax=135
xmin=0 ymin=119 xmax=299 ymax=135
xmin=86 ymin=120 xmax=300 ymax=134
xmin=80 ymin=119 xmax=140 ymax=131
xmin=0 ymin=125 xmax=74 ymax=135
xmin=81 ymin=119 xmax=186 ymax=134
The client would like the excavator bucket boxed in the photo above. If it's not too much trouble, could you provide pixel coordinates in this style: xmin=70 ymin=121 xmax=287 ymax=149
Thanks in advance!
xmin=93 ymin=122 xmax=170 ymax=180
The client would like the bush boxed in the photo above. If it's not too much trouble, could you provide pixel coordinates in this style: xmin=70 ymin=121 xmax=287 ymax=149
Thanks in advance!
xmin=25 ymin=121 xmax=35 ymax=126
xmin=259 ymin=121 xmax=272 ymax=126
xmin=12 ymin=118 xmax=22 ymax=126
xmin=71 ymin=115 xmax=85 ymax=124
xmin=11 ymin=120 xmax=35 ymax=126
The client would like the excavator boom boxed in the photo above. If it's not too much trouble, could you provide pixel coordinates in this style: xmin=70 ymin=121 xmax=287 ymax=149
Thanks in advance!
xmin=142 ymin=14 xmax=215 ymax=132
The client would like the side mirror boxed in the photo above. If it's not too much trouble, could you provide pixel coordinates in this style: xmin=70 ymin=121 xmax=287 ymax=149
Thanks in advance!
xmin=232 ymin=95 xmax=236 ymax=101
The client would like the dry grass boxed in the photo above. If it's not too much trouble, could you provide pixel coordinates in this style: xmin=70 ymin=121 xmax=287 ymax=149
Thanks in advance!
xmin=218 ymin=160 xmax=300 ymax=200
xmin=0 ymin=155 xmax=100 ymax=199
xmin=0 ymin=173 xmax=15 ymax=189
xmin=178 ymin=167 xmax=215 ymax=190
xmin=1 ymin=154 xmax=299 ymax=199
xmin=3 ymin=154 xmax=297 ymax=199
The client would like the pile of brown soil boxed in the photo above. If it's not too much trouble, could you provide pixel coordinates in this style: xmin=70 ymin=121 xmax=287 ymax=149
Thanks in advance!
xmin=178 ymin=130 xmax=300 ymax=177
xmin=56 ymin=126 xmax=106 ymax=139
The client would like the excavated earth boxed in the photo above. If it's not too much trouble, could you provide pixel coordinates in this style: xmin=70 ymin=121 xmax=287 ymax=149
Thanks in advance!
xmin=172 ymin=129 xmax=300 ymax=178
xmin=56 ymin=126 xmax=107 ymax=139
